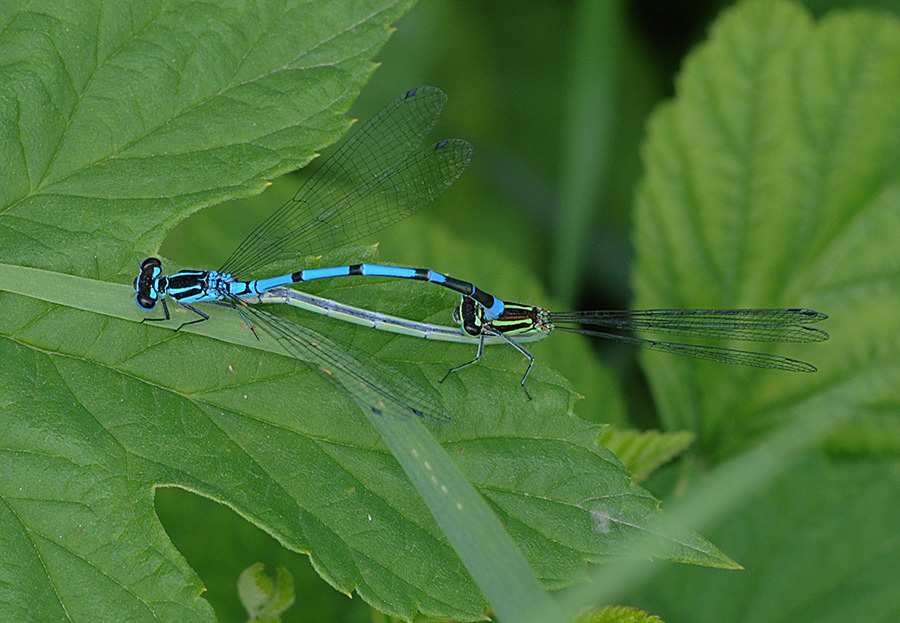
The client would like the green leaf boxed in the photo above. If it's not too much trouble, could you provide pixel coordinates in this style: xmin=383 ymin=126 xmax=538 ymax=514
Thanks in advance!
xmin=0 ymin=3 xmax=731 ymax=623
xmin=633 ymin=0 xmax=900 ymax=458
xmin=571 ymin=604 xmax=664 ymax=623
xmin=0 ymin=260 xmax=733 ymax=619
xmin=155 ymin=487 xmax=367 ymax=623
xmin=598 ymin=429 xmax=695 ymax=482
xmin=1 ymin=0 xmax=416 ymax=277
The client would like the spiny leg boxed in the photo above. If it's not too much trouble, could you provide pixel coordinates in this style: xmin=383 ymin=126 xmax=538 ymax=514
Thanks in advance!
xmin=141 ymin=299 xmax=174 ymax=323
xmin=172 ymin=303 xmax=210 ymax=331
xmin=140 ymin=299 xmax=210 ymax=332
xmin=438 ymin=331 xmax=537 ymax=400
xmin=229 ymin=299 xmax=261 ymax=340
xmin=440 ymin=333 xmax=486 ymax=384
xmin=496 ymin=333 xmax=537 ymax=400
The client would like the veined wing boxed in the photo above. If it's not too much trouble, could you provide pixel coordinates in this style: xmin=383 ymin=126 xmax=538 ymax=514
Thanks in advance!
xmin=549 ymin=308 xmax=828 ymax=343
xmin=236 ymin=298 xmax=451 ymax=423
xmin=220 ymin=86 xmax=470 ymax=276
xmin=551 ymin=326 xmax=820 ymax=372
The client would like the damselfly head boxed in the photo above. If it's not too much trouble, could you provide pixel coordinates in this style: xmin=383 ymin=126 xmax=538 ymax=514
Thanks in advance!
xmin=134 ymin=257 xmax=163 ymax=310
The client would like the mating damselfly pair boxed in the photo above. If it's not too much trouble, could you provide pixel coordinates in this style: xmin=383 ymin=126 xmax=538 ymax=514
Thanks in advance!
xmin=134 ymin=86 xmax=829 ymax=422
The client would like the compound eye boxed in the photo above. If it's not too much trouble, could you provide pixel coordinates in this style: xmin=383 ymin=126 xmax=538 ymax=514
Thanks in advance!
xmin=135 ymin=291 xmax=157 ymax=310
xmin=140 ymin=257 xmax=161 ymax=271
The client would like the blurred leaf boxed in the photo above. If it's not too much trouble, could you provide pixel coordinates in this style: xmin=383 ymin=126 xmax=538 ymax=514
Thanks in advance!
xmin=633 ymin=0 xmax=900 ymax=458
xmin=550 ymin=0 xmax=624 ymax=304
xmin=571 ymin=604 xmax=664 ymax=623
xmin=824 ymin=411 xmax=900 ymax=457
xmin=630 ymin=453 xmax=900 ymax=622
xmin=598 ymin=429 xmax=695 ymax=482
xmin=238 ymin=563 xmax=295 ymax=623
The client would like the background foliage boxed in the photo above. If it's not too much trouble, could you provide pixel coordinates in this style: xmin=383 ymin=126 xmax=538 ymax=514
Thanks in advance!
xmin=2 ymin=0 xmax=899 ymax=621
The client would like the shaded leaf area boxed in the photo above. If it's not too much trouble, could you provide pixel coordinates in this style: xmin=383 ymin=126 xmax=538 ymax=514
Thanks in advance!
xmin=598 ymin=428 xmax=694 ymax=483
xmin=154 ymin=487 xmax=373 ymax=623
xmin=633 ymin=0 xmax=900 ymax=458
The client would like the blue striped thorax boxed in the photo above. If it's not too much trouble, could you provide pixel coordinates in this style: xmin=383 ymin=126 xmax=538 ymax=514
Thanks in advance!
xmin=134 ymin=258 xmax=250 ymax=310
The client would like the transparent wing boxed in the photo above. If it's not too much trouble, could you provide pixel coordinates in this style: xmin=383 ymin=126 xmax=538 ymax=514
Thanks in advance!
xmin=548 ymin=308 xmax=828 ymax=343
xmin=551 ymin=326 xmax=819 ymax=372
xmin=220 ymin=86 xmax=471 ymax=276
xmin=236 ymin=298 xmax=451 ymax=423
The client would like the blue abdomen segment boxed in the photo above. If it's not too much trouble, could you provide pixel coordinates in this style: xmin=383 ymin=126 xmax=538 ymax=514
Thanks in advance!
xmin=247 ymin=273 xmax=295 ymax=295
xmin=283 ymin=263 xmax=506 ymax=319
